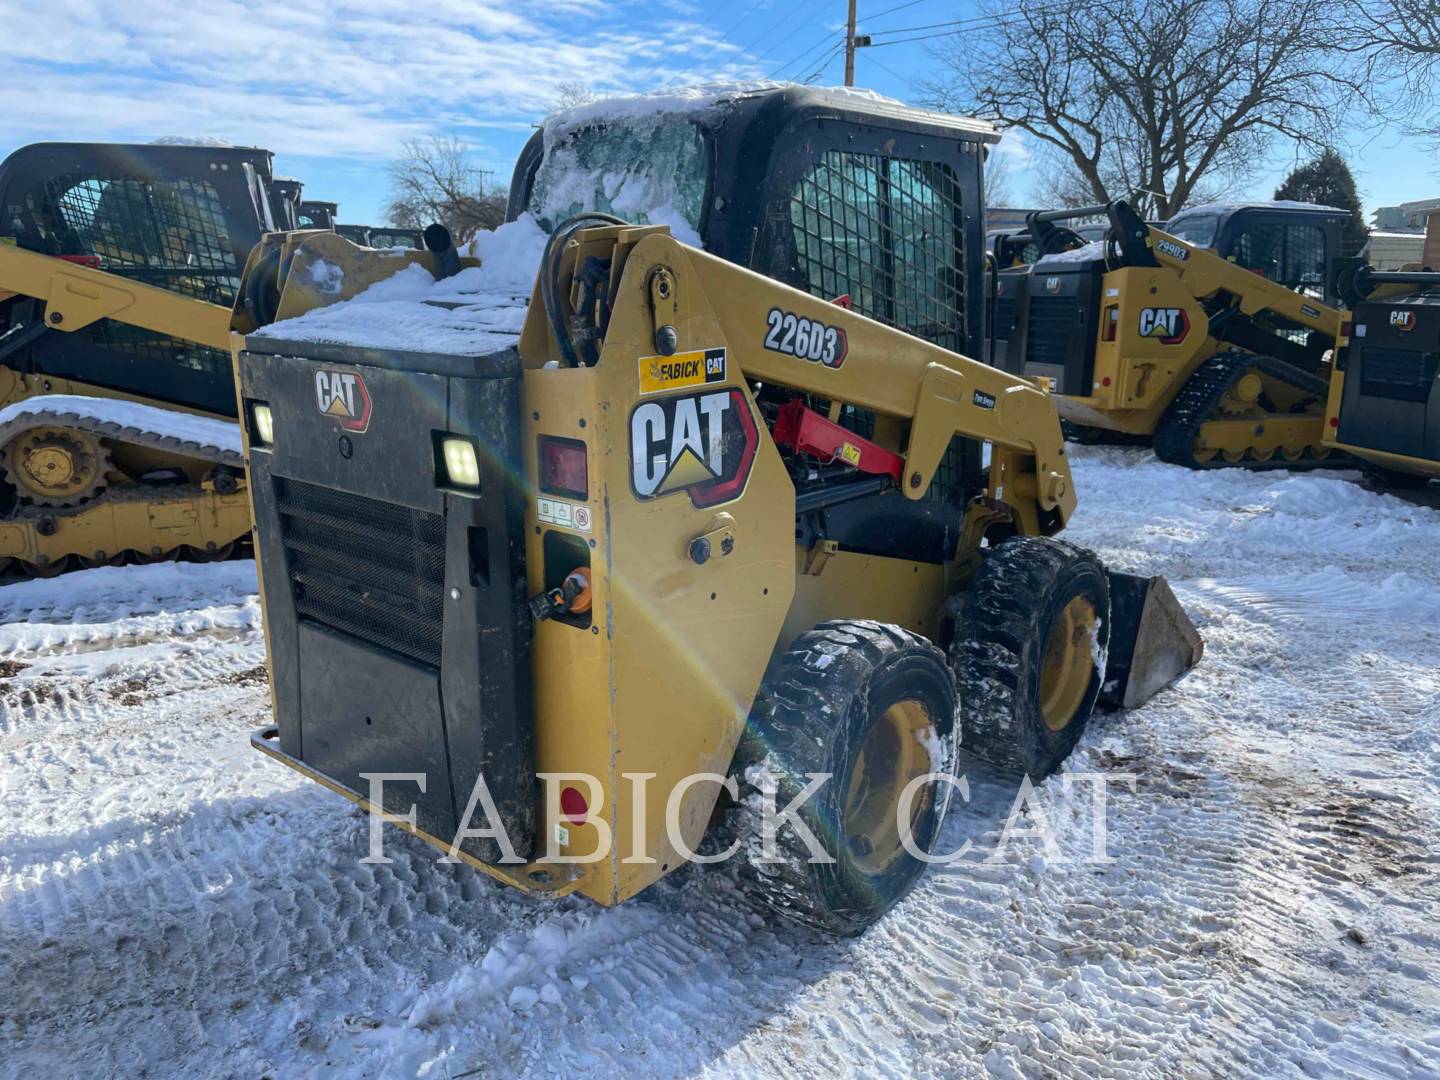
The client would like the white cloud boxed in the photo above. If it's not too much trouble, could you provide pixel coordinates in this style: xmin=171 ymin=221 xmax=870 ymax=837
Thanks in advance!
xmin=990 ymin=127 xmax=1032 ymax=164
xmin=0 ymin=0 xmax=766 ymax=159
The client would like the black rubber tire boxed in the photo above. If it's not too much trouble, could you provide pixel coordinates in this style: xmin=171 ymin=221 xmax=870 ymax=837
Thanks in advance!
xmin=733 ymin=620 xmax=956 ymax=937
xmin=1061 ymin=420 xmax=1110 ymax=445
xmin=1061 ymin=421 xmax=1149 ymax=447
xmin=949 ymin=537 xmax=1110 ymax=777
xmin=1363 ymin=465 xmax=1431 ymax=491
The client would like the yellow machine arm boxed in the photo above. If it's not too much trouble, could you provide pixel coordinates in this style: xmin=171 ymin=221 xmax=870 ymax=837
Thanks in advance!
xmin=0 ymin=242 xmax=232 ymax=349
xmin=1095 ymin=201 xmax=1344 ymax=337
xmin=520 ymin=223 xmax=1076 ymax=536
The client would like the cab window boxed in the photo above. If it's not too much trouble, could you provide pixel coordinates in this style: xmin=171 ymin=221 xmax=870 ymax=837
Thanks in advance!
xmin=1165 ymin=214 xmax=1218 ymax=248
xmin=528 ymin=120 xmax=709 ymax=238
xmin=788 ymin=150 xmax=971 ymax=503
xmin=1230 ymin=220 xmax=1328 ymax=297
xmin=788 ymin=150 xmax=965 ymax=352
xmin=31 ymin=171 xmax=241 ymax=380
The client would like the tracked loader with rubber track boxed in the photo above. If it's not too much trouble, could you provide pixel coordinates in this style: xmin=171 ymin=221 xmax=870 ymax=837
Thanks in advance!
xmin=993 ymin=199 xmax=1350 ymax=470
xmin=0 ymin=142 xmax=297 ymax=577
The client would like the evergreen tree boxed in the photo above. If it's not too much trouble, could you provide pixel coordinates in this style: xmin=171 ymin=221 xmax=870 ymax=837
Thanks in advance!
xmin=1274 ymin=150 xmax=1370 ymax=256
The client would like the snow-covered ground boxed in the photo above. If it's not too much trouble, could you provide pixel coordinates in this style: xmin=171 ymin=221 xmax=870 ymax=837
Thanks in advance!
xmin=2 ymin=450 xmax=1438 ymax=1078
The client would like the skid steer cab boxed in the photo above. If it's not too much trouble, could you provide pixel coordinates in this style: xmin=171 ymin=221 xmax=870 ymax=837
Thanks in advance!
xmin=1323 ymin=262 xmax=1440 ymax=489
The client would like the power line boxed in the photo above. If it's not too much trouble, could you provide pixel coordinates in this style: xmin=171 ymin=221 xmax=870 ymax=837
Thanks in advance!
xmin=862 ymin=0 xmax=939 ymax=22
xmin=768 ymin=32 xmax=845 ymax=80
xmin=633 ymin=0 xmax=809 ymax=90
xmin=867 ymin=17 xmax=973 ymax=37
xmin=861 ymin=50 xmax=913 ymax=85
xmin=751 ymin=1 xmax=830 ymax=62
xmin=864 ymin=0 xmax=1078 ymax=45
xmin=802 ymin=43 xmax=847 ymax=84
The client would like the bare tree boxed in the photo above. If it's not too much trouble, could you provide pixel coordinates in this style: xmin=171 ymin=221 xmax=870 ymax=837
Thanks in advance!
xmin=983 ymin=148 xmax=1015 ymax=207
xmin=385 ymin=136 xmax=508 ymax=244
xmin=552 ymin=81 xmax=597 ymax=111
xmin=1342 ymin=0 xmax=1440 ymax=145
xmin=1034 ymin=150 xmax=1249 ymax=214
xmin=920 ymin=0 xmax=1352 ymax=218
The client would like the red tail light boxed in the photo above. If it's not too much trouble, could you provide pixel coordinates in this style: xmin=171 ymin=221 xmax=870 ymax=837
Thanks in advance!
xmin=560 ymin=786 xmax=589 ymax=823
xmin=1102 ymin=305 xmax=1119 ymax=342
xmin=57 ymin=254 xmax=102 ymax=269
xmin=538 ymin=436 xmax=588 ymax=499
xmin=1340 ymin=320 xmax=1353 ymax=339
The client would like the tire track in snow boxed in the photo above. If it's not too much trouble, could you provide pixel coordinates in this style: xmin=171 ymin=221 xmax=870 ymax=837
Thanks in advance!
xmin=2 ymin=458 xmax=1440 ymax=1077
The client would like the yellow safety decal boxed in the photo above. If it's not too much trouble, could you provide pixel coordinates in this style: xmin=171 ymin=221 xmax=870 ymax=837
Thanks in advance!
xmin=638 ymin=347 xmax=727 ymax=395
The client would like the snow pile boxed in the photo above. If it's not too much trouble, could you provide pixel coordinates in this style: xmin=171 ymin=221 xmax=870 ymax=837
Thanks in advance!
xmin=2 ymin=448 xmax=1439 ymax=1076
xmin=149 ymin=136 xmax=235 ymax=147
xmin=1033 ymin=239 xmax=1106 ymax=267
xmin=0 ymin=394 xmax=242 ymax=456
xmin=1178 ymin=199 xmax=1345 ymax=215
xmin=463 ymin=212 xmax=548 ymax=291
xmin=260 ymin=215 xmax=547 ymax=356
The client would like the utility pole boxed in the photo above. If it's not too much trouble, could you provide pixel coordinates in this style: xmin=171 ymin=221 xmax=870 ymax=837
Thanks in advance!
xmin=844 ymin=1 xmax=871 ymax=87
xmin=844 ymin=0 xmax=858 ymax=86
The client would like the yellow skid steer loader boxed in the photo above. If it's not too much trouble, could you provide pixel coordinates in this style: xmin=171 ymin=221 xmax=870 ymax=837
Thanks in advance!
xmin=220 ymin=88 xmax=1200 ymax=935
xmin=228 ymin=210 xmax=1202 ymax=936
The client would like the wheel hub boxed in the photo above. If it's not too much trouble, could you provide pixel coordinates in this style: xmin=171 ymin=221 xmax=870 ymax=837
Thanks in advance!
xmin=1 ymin=427 xmax=110 ymax=507
xmin=1039 ymin=596 xmax=1098 ymax=732
xmin=843 ymin=698 xmax=935 ymax=876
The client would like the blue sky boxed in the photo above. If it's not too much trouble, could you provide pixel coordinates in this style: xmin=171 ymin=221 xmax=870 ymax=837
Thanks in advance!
xmin=0 ymin=0 xmax=1430 ymax=226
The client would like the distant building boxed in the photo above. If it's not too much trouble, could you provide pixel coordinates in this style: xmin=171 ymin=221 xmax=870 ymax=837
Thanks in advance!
xmin=1370 ymin=198 xmax=1440 ymax=233
xmin=1364 ymin=231 xmax=1427 ymax=269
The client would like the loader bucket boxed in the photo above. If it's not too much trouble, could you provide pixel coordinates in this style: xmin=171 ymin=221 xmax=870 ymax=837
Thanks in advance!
xmin=1100 ymin=573 xmax=1203 ymax=710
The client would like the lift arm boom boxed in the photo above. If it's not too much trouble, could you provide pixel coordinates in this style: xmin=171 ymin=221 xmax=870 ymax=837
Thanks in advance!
xmin=0 ymin=243 xmax=232 ymax=350
xmin=521 ymin=224 xmax=1075 ymax=534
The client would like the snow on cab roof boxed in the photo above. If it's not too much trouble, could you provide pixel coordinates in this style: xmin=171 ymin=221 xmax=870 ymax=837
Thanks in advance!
xmin=542 ymin=81 xmax=999 ymax=142
xmin=1171 ymin=200 xmax=1348 ymax=217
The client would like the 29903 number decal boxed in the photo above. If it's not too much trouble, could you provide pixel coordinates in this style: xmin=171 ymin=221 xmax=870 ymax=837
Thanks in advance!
xmin=763 ymin=308 xmax=849 ymax=370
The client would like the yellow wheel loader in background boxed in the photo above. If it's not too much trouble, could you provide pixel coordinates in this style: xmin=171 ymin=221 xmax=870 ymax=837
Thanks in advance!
xmin=993 ymin=200 xmax=1350 ymax=469
xmin=224 ymin=87 xmax=1203 ymax=937
xmin=1324 ymin=262 xmax=1440 ymax=488
xmin=0 ymin=141 xmax=303 ymax=577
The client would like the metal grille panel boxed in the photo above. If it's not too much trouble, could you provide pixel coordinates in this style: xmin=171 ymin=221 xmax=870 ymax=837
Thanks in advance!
xmin=1025 ymin=294 xmax=1078 ymax=368
xmin=33 ymin=173 xmax=241 ymax=376
xmin=275 ymin=477 xmax=447 ymax=669
xmin=993 ymin=292 xmax=1017 ymax=344
xmin=1359 ymin=347 xmax=1439 ymax=403
xmin=789 ymin=151 xmax=965 ymax=351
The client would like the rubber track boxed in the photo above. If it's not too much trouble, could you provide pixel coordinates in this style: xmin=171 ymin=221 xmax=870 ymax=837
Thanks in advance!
xmin=1152 ymin=351 xmax=1337 ymax=471
xmin=0 ymin=405 xmax=245 ymax=578
xmin=0 ymin=407 xmax=243 ymax=468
